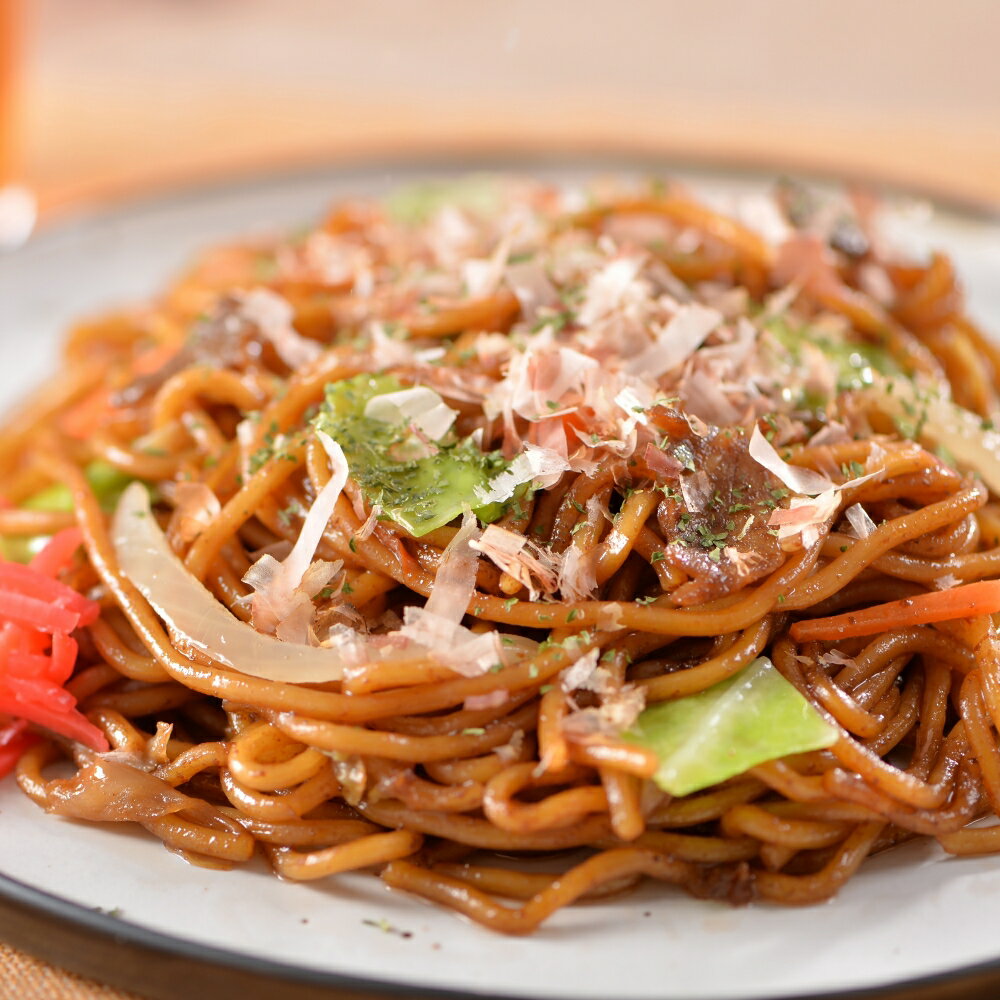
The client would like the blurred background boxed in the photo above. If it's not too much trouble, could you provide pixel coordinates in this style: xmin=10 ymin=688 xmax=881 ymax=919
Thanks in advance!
xmin=6 ymin=0 xmax=1000 ymax=217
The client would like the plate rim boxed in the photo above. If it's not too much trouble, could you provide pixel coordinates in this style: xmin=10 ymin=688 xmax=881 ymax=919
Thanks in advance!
xmin=4 ymin=153 xmax=1000 ymax=1000
xmin=4 ymin=865 xmax=1000 ymax=1000
xmin=30 ymin=146 xmax=1000 ymax=242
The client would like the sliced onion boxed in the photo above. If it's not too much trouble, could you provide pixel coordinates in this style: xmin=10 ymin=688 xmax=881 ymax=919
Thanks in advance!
xmin=112 ymin=482 xmax=347 ymax=683
xmin=860 ymin=380 xmax=1000 ymax=495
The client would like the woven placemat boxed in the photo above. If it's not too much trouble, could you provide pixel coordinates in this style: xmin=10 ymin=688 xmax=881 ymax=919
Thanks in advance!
xmin=0 ymin=941 xmax=144 ymax=1000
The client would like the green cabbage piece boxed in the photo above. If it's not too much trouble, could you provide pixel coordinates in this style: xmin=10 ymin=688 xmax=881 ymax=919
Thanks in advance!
xmin=384 ymin=175 xmax=503 ymax=226
xmin=625 ymin=656 xmax=837 ymax=797
xmin=313 ymin=374 xmax=509 ymax=537
xmin=765 ymin=315 xmax=907 ymax=395
xmin=0 ymin=461 xmax=136 ymax=562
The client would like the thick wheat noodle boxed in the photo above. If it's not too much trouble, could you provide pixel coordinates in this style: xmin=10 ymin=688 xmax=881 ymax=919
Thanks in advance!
xmin=909 ymin=660 xmax=953 ymax=780
xmin=958 ymin=673 xmax=1000 ymax=813
xmin=302 ymin=441 xmax=826 ymax=634
xmin=800 ymin=659 xmax=886 ymax=738
xmin=270 ymin=702 xmax=538 ymax=763
xmin=8 ymin=181 xmax=1000 ymax=933
xmin=955 ymin=316 xmax=1000 ymax=401
xmin=927 ymin=323 xmax=998 ymax=413
xmin=753 ymin=822 xmax=885 ymax=905
xmin=65 ymin=664 xmax=121 ymax=703
xmin=404 ymin=289 xmax=521 ymax=338
xmin=86 ymin=681 xmax=202 ymax=717
xmin=872 ymin=546 xmax=1000 ymax=584
xmin=142 ymin=809 xmax=256 ymax=863
xmin=89 ymin=434 xmax=192 ymax=481
xmin=429 ymin=863 xmax=643 ymax=901
xmin=821 ymin=762 xmax=981 ymax=836
xmin=205 ymin=562 xmax=253 ymax=619
xmin=227 ymin=814 xmax=383 ymax=847
xmin=536 ymin=685 xmax=570 ymax=772
xmin=155 ymin=742 xmax=228 ymax=786
xmin=862 ymin=672 xmax=922 ymax=756
xmin=219 ymin=762 xmax=342 ymax=822
xmin=761 ymin=800 xmax=881 ymax=823
xmin=572 ymin=195 xmax=774 ymax=269
xmin=894 ymin=253 xmax=959 ymax=331
xmin=974 ymin=634 xmax=1000 ymax=759
xmin=361 ymin=799 xmax=616 ymax=852
xmin=774 ymin=639 xmax=954 ymax=809
xmin=342 ymin=656 xmax=464 ymax=695
xmin=370 ymin=695 xmax=537 ymax=739
xmin=599 ymin=767 xmax=645 ymax=840
xmin=227 ymin=722 xmax=329 ymax=791
xmin=898 ymin=511 xmax=980 ymax=558
xmin=87 ymin=616 xmax=170 ymax=683
xmin=434 ymin=535 xmax=826 ymax=635
xmin=185 ymin=440 xmax=309 ymax=580
xmin=381 ymin=849 xmax=696 ymax=935
xmin=803 ymin=577 xmax=924 ymax=615
xmin=751 ymin=759 xmax=839 ymax=804
xmin=482 ymin=761 xmax=608 ymax=832
xmin=267 ymin=829 xmax=424 ymax=881
xmin=634 ymin=527 xmax=688 ymax=589
xmin=87 ymin=707 xmax=148 ymax=753
xmin=150 ymin=367 xmax=268 ymax=429
xmin=938 ymin=825 xmax=1000 ymax=855
xmin=549 ymin=474 xmax=614 ymax=551
xmin=645 ymin=779 xmax=765 ymax=826
xmin=428 ymin=749 xmax=531 ymax=787
xmin=61 ymin=451 xmax=591 ymax=724
xmin=0 ymin=508 xmax=76 ymax=534
xmin=783 ymin=484 xmax=987 ymax=609
xmin=181 ymin=405 xmax=228 ymax=456
xmin=594 ymin=491 xmax=660 ymax=582
xmin=833 ymin=627 xmax=975 ymax=685
xmin=721 ymin=804 xmax=853 ymax=850
xmin=606 ymin=829 xmax=759 ymax=863
xmin=565 ymin=739 xmax=659 ymax=777
xmin=232 ymin=351 xmax=367 ymax=454
xmin=375 ymin=764 xmax=486 ymax=813
xmin=639 ymin=617 xmax=774 ymax=700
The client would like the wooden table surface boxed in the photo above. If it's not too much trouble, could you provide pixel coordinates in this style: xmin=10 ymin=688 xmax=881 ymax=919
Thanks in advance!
xmin=4 ymin=1 xmax=1000 ymax=997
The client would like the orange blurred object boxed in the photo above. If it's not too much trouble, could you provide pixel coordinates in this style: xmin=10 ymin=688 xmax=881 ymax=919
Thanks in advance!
xmin=0 ymin=0 xmax=34 ymax=249
xmin=0 ymin=0 xmax=19 ymax=185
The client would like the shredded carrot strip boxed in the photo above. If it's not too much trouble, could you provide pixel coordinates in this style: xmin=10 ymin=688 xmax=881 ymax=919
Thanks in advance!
xmin=789 ymin=581 xmax=1000 ymax=642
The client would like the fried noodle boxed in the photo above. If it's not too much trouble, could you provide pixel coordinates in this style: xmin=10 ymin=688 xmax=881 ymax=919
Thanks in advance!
xmin=3 ymin=175 xmax=1000 ymax=934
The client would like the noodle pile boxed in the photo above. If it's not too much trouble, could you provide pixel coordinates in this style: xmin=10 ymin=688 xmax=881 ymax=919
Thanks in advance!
xmin=4 ymin=175 xmax=1000 ymax=934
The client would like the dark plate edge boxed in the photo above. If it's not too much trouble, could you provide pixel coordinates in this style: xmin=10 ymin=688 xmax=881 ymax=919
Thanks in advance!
xmin=3 ymin=152 xmax=1000 ymax=1000
xmin=3 ymin=866 xmax=1000 ymax=1000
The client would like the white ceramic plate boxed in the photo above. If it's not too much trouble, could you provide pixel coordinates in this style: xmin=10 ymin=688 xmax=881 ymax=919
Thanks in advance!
xmin=2 ymin=159 xmax=1000 ymax=1000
